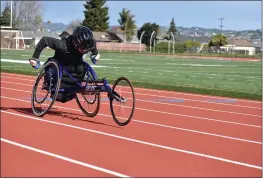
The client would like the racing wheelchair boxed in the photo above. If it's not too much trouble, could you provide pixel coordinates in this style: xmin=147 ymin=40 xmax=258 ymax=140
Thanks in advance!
xmin=31 ymin=57 xmax=135 ymax=126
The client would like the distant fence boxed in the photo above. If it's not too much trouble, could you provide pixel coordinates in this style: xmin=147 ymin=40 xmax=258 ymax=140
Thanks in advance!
xmin=96 ymin=42 xmax=146 ymax=52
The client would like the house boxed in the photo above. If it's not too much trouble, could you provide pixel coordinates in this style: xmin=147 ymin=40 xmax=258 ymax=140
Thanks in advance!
xmin=20 ymin=30 xmax=60 ymax=48
xmin=59 ymin=29 xmax=122 ymax=42
xmin=34 ymin=31 xmax=60 ymax=46
xmin=114 ymin=33 xmax=140 ymax=44
xmin=176 ymin=35 xmax=211 ymax=44
xmin=220 ymin=39 xmax=256 ymax=55
xmin=251 ymin=41 xmax=262 ymax=53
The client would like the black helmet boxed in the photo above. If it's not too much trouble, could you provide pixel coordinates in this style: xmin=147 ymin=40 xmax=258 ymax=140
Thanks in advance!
xmin=72 ymin=25 xmax=95 ymax=54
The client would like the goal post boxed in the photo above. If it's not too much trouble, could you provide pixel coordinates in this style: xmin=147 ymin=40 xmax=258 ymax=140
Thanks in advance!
xmin=1 ymin=0 xmax=25 ymax=50
xmin=0 ymin=30 xmax=26 ymax=50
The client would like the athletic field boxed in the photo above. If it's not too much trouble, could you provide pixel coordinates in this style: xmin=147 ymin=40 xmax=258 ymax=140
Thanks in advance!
xmin=1 ymin=49 xmax=262 ymax=100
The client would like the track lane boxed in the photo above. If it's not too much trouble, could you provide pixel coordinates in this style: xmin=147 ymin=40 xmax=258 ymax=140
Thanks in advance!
xmin=1 ymin=141 xmax=118 ymax=177
xmin=1 ymin=72 xmax=258 ymax=177
xmin=1 ymin=111 xmax=261 ymax=177
xmin=1 ymin=73 xmax=261 ymax=113
xmin=1 ymin=86 xmax=261 ymax=142
xmin=1 ymin=72 xmax=261 ymax=108
xmin=1 ymin=79 xmax=261 ymax=126
xmin=1 ymin=96 xmax=262 ymax=168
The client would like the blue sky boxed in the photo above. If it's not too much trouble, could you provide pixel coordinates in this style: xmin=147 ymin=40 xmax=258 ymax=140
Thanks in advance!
xmin=42 ymin=1 xmax=261 ymax=31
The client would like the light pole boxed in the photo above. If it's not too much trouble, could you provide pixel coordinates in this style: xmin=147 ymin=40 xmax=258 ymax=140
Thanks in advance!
xmin=218 ymin=17 xmax=224 ymax=34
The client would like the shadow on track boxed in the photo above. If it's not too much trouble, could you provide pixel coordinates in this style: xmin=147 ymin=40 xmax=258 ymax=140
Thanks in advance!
xmin=1 ymin=106 xmax=122 ymax=129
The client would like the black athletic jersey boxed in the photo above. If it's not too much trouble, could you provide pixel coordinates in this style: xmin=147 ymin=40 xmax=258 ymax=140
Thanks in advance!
xmin=32 ymin=35 xmax=98 ymax=66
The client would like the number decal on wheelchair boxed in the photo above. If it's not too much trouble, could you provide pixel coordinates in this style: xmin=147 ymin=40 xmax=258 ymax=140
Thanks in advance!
xmin=85 ymin=86 xmax=96 ymax=91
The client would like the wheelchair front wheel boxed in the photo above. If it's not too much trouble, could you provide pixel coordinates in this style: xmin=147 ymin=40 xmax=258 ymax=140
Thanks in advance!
xmin=31 ymin=60 xmax=61 ymax=116
xmin=110 ymin=77 xmax=135 ymax=126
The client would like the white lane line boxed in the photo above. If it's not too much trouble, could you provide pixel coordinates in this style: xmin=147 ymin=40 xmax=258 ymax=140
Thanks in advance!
xmin=1 ymin=110 xmax=262 ymax=170
xmin=1 ymin=138 xmax=130 ymax=177
xmin=0 ymin=94 xmax=261 ymax=144
xmin=104 ymin=91 xmax=261 ymax=117
xmin=1 ymin=87 xmax=261 ymax=128
xmin=1 ymin=76 xmax=261 ymax=111
xmin=132 ymin=86 xmax=262 ymax=104
xmin=2 ymin=72 xmax=261 ymax=104
xmin=1 ymin=74 xmax=261 ymax=108
xmin=0 ymin=59 xmax=106 ymax=68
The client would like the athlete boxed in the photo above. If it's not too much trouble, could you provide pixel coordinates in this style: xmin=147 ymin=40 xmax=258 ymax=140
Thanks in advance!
xmin=28 ymin=25 xmax=100 ymax=103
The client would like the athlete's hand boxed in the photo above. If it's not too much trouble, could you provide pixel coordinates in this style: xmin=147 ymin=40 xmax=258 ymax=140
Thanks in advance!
xmin=90 ymin=53 xmax=100 ymax=64
xmin=29 ymin=58 xmax=40 ymax=69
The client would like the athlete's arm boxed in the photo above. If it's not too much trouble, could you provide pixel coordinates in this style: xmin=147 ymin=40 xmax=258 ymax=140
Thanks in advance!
xmin=91 ymin=37 xmax=98 ymax=55
xmin=32 ymin=36 xmax=67 ymax=59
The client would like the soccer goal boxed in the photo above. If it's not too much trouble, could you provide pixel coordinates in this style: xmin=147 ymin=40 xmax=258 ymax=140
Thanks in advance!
xmin=1 ymin=30 xmax=25 ymax=50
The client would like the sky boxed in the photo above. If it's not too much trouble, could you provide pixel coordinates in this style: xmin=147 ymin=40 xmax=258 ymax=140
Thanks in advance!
xmin=41 ymin=1 xmax=262 ymax=31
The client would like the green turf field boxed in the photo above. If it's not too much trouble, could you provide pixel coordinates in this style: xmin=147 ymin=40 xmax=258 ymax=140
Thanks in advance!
xmin=1 ymin=49 xmax=262 ymax=100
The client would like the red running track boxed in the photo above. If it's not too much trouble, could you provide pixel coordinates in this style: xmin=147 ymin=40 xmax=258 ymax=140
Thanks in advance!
xmin=1 ymin=72 xmax=262 ymax=177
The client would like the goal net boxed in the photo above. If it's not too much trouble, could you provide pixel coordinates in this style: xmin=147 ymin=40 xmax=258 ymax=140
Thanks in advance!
xmin=1 ymin=30 xmax=25 ymax=50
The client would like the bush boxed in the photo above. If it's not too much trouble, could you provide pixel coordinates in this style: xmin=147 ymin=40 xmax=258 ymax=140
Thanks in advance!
xmin=155 ymin=42 xmax=186 ymax=53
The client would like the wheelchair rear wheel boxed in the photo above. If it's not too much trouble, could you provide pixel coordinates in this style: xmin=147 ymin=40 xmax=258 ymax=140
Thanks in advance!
xmin=75 ymin=70 xmax=101 ymax=117
xmin=31 ymin=60 xmax=61 ymax=116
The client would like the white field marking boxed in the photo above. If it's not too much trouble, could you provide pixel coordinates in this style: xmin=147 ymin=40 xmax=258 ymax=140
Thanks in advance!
xmin=1 ymin=110 xmax=262 ymax=170
xmin=1 ymin=138 xmax=130 ymax=177
xmin=1 ymin=53 xmax=7 ymax=54
xmin=107 ymin=66 xmax=261 ymax=77
xmin=166 ymin=63 xmax=225 ymax=67
xmin=0 ymin=81 xmax=260 ymax=117
xmin=1 ymin=94 xmax=262 ymax=144
xmin=21 ymin=54 xmax=50 ymax=57
xmin=0 ymin=59 xmax=106 ymax=68
xmin=1 ymin=91 xmax=261 ymax=129
xmin=2 ymin=65 xmax=29 ymax=68
xmin=0 ymin=76 xmax=261 ymax=110
xmin=100 ymin=59 xmax=135 ymax=62
xmin=1 ymin=72 xmax=261 ymax=104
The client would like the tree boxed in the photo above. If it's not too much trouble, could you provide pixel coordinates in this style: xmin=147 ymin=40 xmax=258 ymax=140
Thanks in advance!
xmin=67 ymin=19 xmax=81 ymax=29
xmin=33 ymin=15 xmax=42 ymax=30
xmin=168 ymin=17 xmax=177 ymax=37
xmin=118 ymin=8 xmax=136 ymax=42
xmin=82 ymin=0 xmax=109 ymax=31
xmin=184 ymin=40 xmax=201 ymax=49
xmin=208 ymin=34 xmax=228 ymax=49
xmin=0 ymin=4 xmax=11 ymax=27
xmin=11 ymin=1 xmax=43 ymax=30
xmin=137 ymin=22 xmax=160 ymax=46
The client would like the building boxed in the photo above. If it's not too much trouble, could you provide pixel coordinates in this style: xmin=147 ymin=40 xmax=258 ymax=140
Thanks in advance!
xmin=21 ymin=30 xmax=60 ymax=48
xmin=59 ymin=29 xmax=122 ymax=42
xmin=220 ymin=39 xmax=256 ymax=56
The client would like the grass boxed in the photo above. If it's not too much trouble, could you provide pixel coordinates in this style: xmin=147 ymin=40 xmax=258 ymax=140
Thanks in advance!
xmin=1 ymin=49 xmax=262 ymax=100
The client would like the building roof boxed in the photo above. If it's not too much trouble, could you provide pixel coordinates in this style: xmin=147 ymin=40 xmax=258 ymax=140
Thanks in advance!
xmin=21 ymin=31 xmax=60 ymax=39
xmin=227 ymin=39 xmax=253 ymax=47
xmin=60 ymin=28 xmax=122 ymax=42
xmin=251 ymin=41 xmax=262 ymax=48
